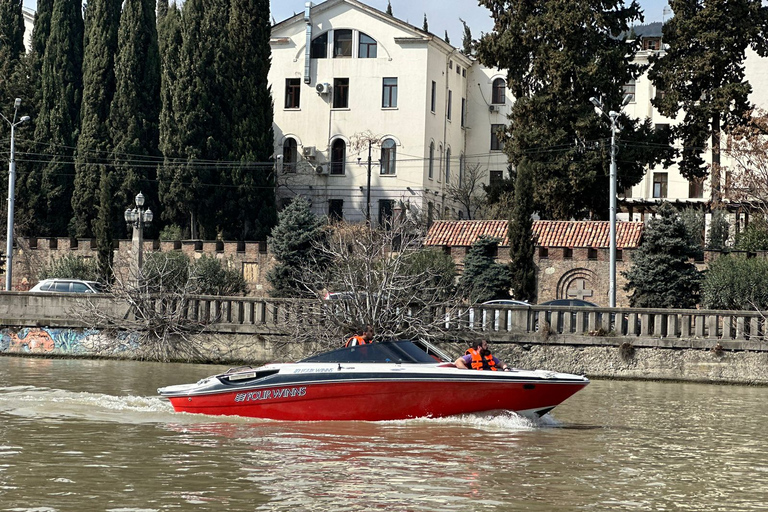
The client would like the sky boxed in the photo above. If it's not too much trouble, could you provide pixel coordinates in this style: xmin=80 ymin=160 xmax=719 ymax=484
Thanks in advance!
xmin=21 ymin=0 xmax=673 ymax=44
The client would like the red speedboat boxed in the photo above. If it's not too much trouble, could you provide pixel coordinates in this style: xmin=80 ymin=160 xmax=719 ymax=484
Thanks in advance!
xmin=157 ymin=340 xmax=589 ymax=421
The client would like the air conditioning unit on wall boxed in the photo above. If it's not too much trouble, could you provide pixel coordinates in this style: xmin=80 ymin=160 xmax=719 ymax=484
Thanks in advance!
xmin=316 ymin=82 xmax=331 ymax=94
xmin=488 ymin=104 xmax=498 ymax=112
xmin=302 ymin=146 xmax=316 ymax=159
xmin=315 ymin=165 xmax=329 ymax=175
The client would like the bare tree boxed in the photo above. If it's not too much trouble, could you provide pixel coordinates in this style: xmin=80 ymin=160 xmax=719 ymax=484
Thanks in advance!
xmin=274 ymin=216 xmax=469 ymax=353
xmin=445 ymin=162 xmax=488 ymax=219
xmin=727 ymin=109 xmax=768 ymax=219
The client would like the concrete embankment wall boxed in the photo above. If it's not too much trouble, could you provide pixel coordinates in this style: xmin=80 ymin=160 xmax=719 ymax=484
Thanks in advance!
xmin=2 ymin=291 xmax=768 ymax=384
xmin=3 ymin=325 xmax=768 ymax=385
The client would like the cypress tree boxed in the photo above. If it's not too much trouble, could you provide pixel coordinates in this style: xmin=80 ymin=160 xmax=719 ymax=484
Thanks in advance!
xmin=508 ymin=159 xmax=537 ymax=302
xmin=32 ymin=0 xmax=83 ymax=235
xmin=386 ymin=1 xmax=392 ymax=15
xmin=168 ymin=0 xmax=230 ymax=239
xmin=0 ymin=0 xmax=25 ymax=62
xmin=623 ymin=202 xmax=702 ymax=308
xmin=648 ymin=0 xmax=768 ymax=204
xmin=94 ymin=170 xmax=114 ymax=283
xmin=109 ymin=0 xmax=161 ymax=236
xmin=477 ymin=0 xmax=675 ymax=220
xmin=225 ymin=0 xmax=276 ymax=240
xmin=157 ymin=0 xmax=184 ymax=234
xmin=72 ymin=0 xmax=121 ymax=238
xmin=422 ymin=13 xmax=428 ymax=32
xmin=460 ymin=18 xmax=473 ymax=56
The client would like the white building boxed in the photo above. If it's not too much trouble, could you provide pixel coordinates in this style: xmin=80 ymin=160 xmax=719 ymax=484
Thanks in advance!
xmin=269 ymin=0 xmax=513 ymax=225
xmin=622 ymin=33 xmax=768 ymax=231
xmin=22 ymin=8 xmax=34 ymax=52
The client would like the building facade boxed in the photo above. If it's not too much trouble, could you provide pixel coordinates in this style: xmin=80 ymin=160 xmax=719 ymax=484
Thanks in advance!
xmin=269 ymin=0 xmax=513 ymax=226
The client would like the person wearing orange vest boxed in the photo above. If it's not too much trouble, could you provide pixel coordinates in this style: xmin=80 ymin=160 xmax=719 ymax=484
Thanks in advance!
xmin=454 ymin=339 xmax=510 ymax=371
xmin=345 ymin=325 xmax=374 ymax=347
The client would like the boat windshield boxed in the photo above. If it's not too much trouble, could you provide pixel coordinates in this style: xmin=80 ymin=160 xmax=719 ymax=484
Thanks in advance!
xmin=300 ymin=340 xmax=440 ymax=364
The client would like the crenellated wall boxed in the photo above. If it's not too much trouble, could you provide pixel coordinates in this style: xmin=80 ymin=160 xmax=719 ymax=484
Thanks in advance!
xmin=7 ymin=237 xmax=276 ymax=296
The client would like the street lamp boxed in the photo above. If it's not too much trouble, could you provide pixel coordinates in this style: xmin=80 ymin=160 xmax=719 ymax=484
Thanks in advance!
xmin=0 ymin=98 xmax=31 ymax=291
xmin=590 ymin=96 xmax=627 ymax=308
xmin=124 ymin=192 xmax=153 ymax=281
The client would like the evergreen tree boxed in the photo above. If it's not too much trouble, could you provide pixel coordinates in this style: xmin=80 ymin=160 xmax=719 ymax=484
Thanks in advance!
xmin=623 ymin=202 xmax=702 ymax=308
xmin=0 ymin=0 xmax=25 ymax=64
xmin=94 ymin=170 xmax=114 ymax=283
xmin=422 ymin=13 xmax=428 ymax=32
xmin=648 ymin=0 xmax=768 ymax=203
xmin=508 ymin=159 xmax=537 ymax=302
xmin=72 ymin=0 xmax=121 ymax=238
xmin=386 ymin=1 xmax=392 ymax=15
xmin=460 ymin=18 xmax=473 ymax=55
xmin=157 ymin=0 xmax=184 ymax=234
xmin=32 ymin=0 xmax=83 ymax=235
xmin=477 ymin=0 xmax=674 ymax=220
xmin=225 ymin=0 xmax=277 ymax=240
xmin=734 ymin=217 xmax=768 ymax=252
xmin=444 ymin=30 xmax=449 ymax=44
xmin=266 ymin=198 xmax=326 ymax=298
xmin=109 ymin=0 xmax=161 ymax=237
xmin=707 ymin=208 xmax=731 ymax=250
xmin=166 ymin=0 xmax=230 ymax=239
xmin=458 ymin=236 xmax=513 ymax=304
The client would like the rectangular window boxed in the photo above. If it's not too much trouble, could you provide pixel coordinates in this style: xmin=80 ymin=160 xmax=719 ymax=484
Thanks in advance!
xmin=655 ymin=87 xmax=666 ymax=101
xmin=382 ymin=77 xmax=397 ymax=108
xmin=329 ymin=199 xmax=343 ymax=221
xmin=616 ymin=249 xmax=623 ymax=261
xmin=588 ymin=248 xmax=598 ymax=260
xmin=461 ymin=98 xmax=466 ymax=127
xmin=285 ymin=78 xmax=301 ymax=109
xmin=431 ymin=81 xmax=436 ymax=112
xmin=653 ymin=173 xmax=668 ymax=198
xmin=689 ymin=178 xmax=704 ymax=198
xmin=333 ymin=29 xmax=352 ymax=57
xmin=564 ymin=248 xmax=573 ymax=259
xmin=539 ymin=247 xmax=549 ymax=259
xmin=447 ymin=90 xmax=452 ymax=120
xmin=379 ymin=199 xmax=395 ymax=227
xmin=489 ymin=170 xmax=503 ymax=188
xmin=490 ymin=124 xmax=505 ymax=150
xmin=623 ymin=79 xmax=636 ymax=103
xmin=333 ymin=78 xmax=349 ymax=108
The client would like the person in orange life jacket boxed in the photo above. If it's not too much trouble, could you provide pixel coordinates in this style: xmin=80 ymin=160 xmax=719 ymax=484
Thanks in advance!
xmin=454 ymin=339 xmax=509 ymax=371
xmin=345 ymin=324 xmax=374 ymax=347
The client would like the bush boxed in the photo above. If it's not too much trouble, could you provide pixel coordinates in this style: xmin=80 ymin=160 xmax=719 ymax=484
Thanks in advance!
xmin=702 ymin=255 xmax=768 ymax=310
xmin=39 ymin=255 xmax=100 ymax=281
xmin=192 ymin=255 xmax=246 ymax=296
xmin=734 ymin=217 xmax=768 ymax=252
xmin=159 ymin=224 xmax=184 ymax=241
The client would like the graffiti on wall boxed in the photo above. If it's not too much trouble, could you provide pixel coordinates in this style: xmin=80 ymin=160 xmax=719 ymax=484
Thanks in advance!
xmin=0 ymin=328 xmax=140 ymax=355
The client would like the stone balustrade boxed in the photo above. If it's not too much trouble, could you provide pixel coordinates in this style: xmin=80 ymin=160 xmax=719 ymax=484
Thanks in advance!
xmin=0 ymin=292 xmax=765 ymax=351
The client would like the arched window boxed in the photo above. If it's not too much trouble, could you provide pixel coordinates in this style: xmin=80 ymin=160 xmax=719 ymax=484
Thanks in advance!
xmin=492 ymin=77 xmax=506 ymax=104
xmin=428 ymin=141 xmax=434 ymax=179
xmin=283 ymin=138 xmax=297 ymax=173
xmin=445 ymin=148 xmax=451 ymax=182
xmin=330 ymin=139 xmax=346 ymax=175
xmin=381 ymin=139 xmax=396 ymax=175
xmin=310 ymin=32 xmax=328 ymax=58
xmin=359 ymin=33 xmax=377 ymax=58
xmin=334 ymin=29 xmax=353 ymax=57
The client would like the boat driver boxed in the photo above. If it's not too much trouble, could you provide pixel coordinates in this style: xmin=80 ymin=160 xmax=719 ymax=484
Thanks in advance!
xmin=345 ymin=324 xmax=375 ymax=347
xmin=454 ymin=339 xmax=510 ymax=371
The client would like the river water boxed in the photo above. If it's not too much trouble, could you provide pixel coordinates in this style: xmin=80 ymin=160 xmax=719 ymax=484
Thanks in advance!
xmin=0 ymin=356 xmax=767 ymax=511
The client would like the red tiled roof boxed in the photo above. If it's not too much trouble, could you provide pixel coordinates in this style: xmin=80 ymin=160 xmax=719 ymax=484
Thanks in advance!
xmin=424 ymin=220 xmax=644 ymax=249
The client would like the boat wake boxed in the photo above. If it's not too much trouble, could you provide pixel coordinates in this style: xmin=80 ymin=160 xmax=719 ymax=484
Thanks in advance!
xmin=0 ymin=385 xmax=177 ymax=424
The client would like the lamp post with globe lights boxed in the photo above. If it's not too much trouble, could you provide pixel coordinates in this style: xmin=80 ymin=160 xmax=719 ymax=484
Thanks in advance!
xmin=0 ymin=98 xmax=30 ymax=291
xmin=124 ymin=192 xmax=153 ymax=282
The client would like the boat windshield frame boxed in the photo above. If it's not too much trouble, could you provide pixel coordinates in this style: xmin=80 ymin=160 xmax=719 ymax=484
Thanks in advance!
xmin=299 ymin=340 xmax=441 ymax=364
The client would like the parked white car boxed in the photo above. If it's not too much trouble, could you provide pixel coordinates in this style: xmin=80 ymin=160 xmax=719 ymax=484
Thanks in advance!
xmin=29 ymin=279 xmax=105 ymax=294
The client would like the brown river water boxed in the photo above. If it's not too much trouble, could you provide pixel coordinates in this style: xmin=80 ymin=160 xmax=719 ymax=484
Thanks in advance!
xmin=0 ymin=356 xmax=767 ymax=511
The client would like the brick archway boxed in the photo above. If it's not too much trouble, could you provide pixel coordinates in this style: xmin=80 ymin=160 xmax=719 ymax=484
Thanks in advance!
xmin=556 ymin=268 xmax=596 ymax=302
